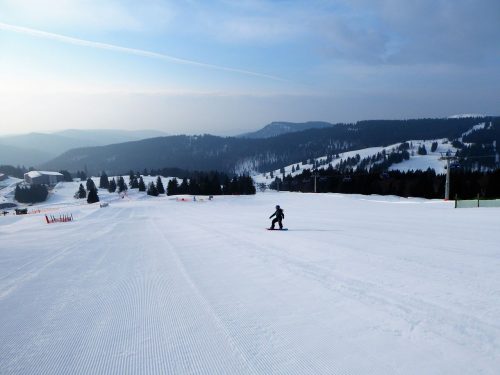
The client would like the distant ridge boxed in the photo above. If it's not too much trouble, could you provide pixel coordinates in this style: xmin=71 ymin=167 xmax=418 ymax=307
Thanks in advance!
xmin=0 ymin=129 xmax=169 ymax=167
xmin=239 ymin=121 xmax=334 ymax=139
xmin=39 ymin=117 xmax=498 ymax=175
xmin=53 ymin=129 xmax=168 ymax=145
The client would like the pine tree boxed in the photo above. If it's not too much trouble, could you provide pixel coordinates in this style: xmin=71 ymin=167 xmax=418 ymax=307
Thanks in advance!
xmin=117 ymin=176 xmax=128 ymax=193
xmin=129 ymin=176 xmax=139 ymax=189
xmin=14 ymin=185 xmax=21 ymax=202
xmin=77 ymin=183 xmax=86 ymax=199
xmin=417 ymin=145 xmax=428 ymax=155
xmin=179 ymin=178 xmax=189 ymax=194
xmin=167 ymin=178 xmax=178 ymax=195
xmin=209 ymin=174 xmax=222 ymax=195
xmin=76 ymin=170 xmax=87 ymax=181
xmin=138 ymin=177 xmax=146 ymax=192
xmin=188 ymin=179 xmax=200 ymax=195
xmin=86 ymin=178 xmax=96 ymax=191
xmin=99 ymin=172 xmax=109 ymax=189
xmin=431 ymin=142 xmax=438 ymax=152
xmin=221 ymin=175 xmax=231 ymax=194
xmin=87 ymin=187 xmax=99 ymax=204
xmin=156 ymin=176 xmax=165 ymax=194
xmin=108 ymin=178 xmax=117 ymax=193
xmin=15 ymin=184 xmax=48 ymax=203
xmin=59 ymin=170 xmax=73 ymax=182
xmin=147 ymin=181 xmax=159 ymax=196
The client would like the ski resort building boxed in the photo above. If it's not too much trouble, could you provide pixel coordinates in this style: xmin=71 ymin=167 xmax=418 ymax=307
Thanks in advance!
xmin=0 ymin=173 xmax=7 ymax=182
xmin=24 ymin=171 xmax=64 ymax=186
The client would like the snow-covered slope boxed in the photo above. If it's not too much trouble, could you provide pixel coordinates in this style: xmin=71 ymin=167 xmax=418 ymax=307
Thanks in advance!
xmin=1 ymin=190 xmax=500 ymax=374
xmin=388 ymin=140 xmax=455 ymax=173
xmin=460 ymin=122 xmax=487 ymax=139
xmin=448 ymin=113 xmax=486 ymax=119
xmin=253 ymin=140 xmax=456 ymax=184
xmin=0 ymin=175 xmax=173 ymax=210
xmin=0 ymin=176 xmax=22 ymax=206
xmin=254 ymin=122 xmax=491 ymax=184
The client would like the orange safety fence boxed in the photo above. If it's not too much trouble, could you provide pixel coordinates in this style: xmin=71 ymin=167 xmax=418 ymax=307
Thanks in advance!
xmin=45 ymin=214 xmax=74 ymax=224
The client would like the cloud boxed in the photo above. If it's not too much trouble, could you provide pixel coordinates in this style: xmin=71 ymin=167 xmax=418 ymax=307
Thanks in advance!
xmin=164 ymin=0 xmax=325 ymax=45
xmin=2 ymin=0 xmax=498 ymax=66
xmin=327 ymin=0 xmax=500 ymax=65
xmin=186 ymin=0 xmax=500 ymax=65
xmin=0 ymin=21 xmax=286 ymax=82
xmin=0 ymin=0 xmax=174 ymax=32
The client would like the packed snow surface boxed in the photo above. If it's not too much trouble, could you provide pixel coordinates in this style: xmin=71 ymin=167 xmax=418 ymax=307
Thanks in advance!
xmin=1 ymin=186 xmax=500 ymax=374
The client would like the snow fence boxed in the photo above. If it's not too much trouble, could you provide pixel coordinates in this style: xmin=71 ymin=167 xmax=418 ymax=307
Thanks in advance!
xmin=455 ymin=198 xmax=500 ymax=208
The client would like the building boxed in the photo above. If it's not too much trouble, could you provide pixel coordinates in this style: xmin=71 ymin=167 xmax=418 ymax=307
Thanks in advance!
xmin=24 ymin=171 xmax=64 ymax=186
xmin=0 ymin=173 xmax=7 ymax=182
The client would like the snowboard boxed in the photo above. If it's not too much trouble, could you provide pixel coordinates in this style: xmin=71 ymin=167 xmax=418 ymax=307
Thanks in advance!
xmin=266 ymin=228 xmax=288 ymax=231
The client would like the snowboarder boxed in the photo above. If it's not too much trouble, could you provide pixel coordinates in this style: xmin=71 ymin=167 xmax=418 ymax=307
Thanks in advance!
xmin=269 ymin=205 xmax=285 ymax=230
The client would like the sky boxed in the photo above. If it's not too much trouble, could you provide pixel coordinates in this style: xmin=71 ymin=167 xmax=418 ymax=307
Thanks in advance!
xmin=0 ymin=0 xmax=499 ymax=136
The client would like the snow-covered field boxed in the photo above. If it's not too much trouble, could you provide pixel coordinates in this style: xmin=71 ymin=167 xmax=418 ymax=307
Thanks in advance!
xmin=1 ymin=185 xmax=500 ymax=374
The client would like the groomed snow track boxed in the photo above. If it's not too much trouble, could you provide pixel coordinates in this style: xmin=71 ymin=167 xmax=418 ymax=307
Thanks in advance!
xmin=1 ymin=193 xmax=500 ymax=374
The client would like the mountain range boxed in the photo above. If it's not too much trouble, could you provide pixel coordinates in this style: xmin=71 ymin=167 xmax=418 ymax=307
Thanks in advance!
xmin=39 ymin=117 xmax=498 ymax=175
xmin=0 ymin=129 xmax=168 ymax=166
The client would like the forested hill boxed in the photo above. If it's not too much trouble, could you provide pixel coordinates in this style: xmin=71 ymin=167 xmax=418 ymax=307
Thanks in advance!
xmin=41 ymin=117 xmax=497 ymax=175
xmin=239 ymin=121 xmax=334 ymax=138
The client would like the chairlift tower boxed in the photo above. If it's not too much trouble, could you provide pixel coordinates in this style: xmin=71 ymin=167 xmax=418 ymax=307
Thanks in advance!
xmin=439 ymin=152 xmax=458 ymax=200
xmin=312 ymin=170 xmax=319 ymax=193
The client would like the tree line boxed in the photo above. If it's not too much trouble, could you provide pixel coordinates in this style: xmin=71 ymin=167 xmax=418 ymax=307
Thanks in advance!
xmin=14 ymin=184 xmax=49 ymax=203
xmin=74 ymin=170 xmax=255 ymax=204
xmin=270 ymin=167 xmax=500 ymax=200
xmin=166 ymin=173 xmax=255 ymax=196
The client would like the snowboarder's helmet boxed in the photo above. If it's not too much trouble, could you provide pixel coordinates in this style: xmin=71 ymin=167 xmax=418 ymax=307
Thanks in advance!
xmin=276 ymin=205 xmax=280 ymax=209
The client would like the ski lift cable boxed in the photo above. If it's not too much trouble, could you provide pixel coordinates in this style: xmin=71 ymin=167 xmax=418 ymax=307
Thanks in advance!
xmin=457 ymin=155 xmax=498 ymax=159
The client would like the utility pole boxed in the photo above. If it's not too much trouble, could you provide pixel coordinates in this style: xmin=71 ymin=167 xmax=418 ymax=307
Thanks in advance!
xmin=312 ymin=170 xmax=319 ymax=193
xmin=439 ymin=152 xmax=457 ymax=201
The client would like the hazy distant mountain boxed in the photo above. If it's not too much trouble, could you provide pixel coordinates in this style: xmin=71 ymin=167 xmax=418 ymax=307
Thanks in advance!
xmin=239 ymin=121 xmax=334 ymax=138
xmin=53 ymin=129 xmax=168 ymax=145
xmin=0 ymin=129 xmax=169 ymax=166
xmin=0 ymin=133 xmax=99 ymax=160
xmin=0 ymin=143 xmax=53 ymax=167
xmin=41 ymin=117 xmax=496 ymax=175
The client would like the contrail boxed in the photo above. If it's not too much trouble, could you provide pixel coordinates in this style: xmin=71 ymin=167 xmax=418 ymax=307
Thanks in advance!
xmin=0 ymin=21 xmax=287 ymax=82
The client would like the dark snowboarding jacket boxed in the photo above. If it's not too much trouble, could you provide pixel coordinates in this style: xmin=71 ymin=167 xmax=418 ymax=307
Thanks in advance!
xmin=270 ymin=208 xmax=285 ymax=220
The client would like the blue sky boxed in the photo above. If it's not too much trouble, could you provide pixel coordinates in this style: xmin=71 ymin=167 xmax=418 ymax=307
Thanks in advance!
xmin=0 ymin=0 xmax=498 ymax=135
